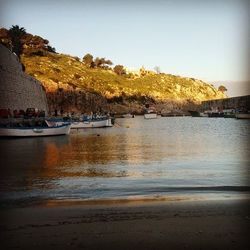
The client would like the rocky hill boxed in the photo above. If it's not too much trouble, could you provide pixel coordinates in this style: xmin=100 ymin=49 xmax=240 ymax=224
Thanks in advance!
xmin=1 ymin=26 xmax=227 ymax=115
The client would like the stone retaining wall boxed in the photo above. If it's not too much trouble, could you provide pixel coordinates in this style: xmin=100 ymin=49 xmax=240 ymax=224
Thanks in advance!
xmin=0 ymin=44 xmax=48 ymax=114
xmin=201 ymin=95 xmax=250 ymax=111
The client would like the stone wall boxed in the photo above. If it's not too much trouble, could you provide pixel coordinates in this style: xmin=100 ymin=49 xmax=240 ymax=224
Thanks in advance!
xmin=0 ymin=44 xmax=48 ymax=114
xmin=201 ymin=95 xmax=250 ymax=111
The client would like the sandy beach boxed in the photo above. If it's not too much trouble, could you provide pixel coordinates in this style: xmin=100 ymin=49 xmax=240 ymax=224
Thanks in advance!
xmin=1 ymin=198 xmax=249 ymax=250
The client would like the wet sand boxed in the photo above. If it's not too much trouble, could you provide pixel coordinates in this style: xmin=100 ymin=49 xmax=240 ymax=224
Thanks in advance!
xmin=0 ymin=198 xmax=250 ymax=250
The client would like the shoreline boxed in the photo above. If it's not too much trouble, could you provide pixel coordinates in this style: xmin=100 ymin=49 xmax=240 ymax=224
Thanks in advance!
xmin=1 ymin=198 xmax=249 ymax=250
xmin=1 ymin=191 xmax=250 ymax=209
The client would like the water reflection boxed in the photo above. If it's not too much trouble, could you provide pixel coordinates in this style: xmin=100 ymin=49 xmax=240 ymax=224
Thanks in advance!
xmin=0 ymin=136 xmax=70 ymax=191
xmin=0 ymin=117 xmax=249 ymax=203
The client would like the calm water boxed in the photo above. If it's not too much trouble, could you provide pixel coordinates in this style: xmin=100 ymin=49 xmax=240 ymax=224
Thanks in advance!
xmin=0 ymin=116 xmax=249 ymax=206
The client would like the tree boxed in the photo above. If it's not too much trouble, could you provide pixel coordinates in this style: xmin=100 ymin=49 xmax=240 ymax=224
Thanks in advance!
xmin=82 ymin=53 xmax=94 ymax=67
xmin=103 ymin=59 xmax=113 ymax=69
xmin=105 ymin=59 xmax=113 ymax=66
xmin=0 ymin=28 xmax=12 ymax=49
xmin=46 ymin=45 xmax=56 ymax=53
xmin=94 ymin=57 xmax=102 ymax=67
xmin=218 ymin=85 xmax=227 ymax=93
xmin=8 ymin=25 xmax=26 ymax=58
xmin=114 ymin=65 xmax=126 ymax=75
xmin=93 ymin=57 xmax=113 ymax=69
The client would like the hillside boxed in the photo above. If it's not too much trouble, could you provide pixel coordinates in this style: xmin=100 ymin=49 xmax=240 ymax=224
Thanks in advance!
xmin=21 ymin=52 xmax=225 ymax=101
xmin=1 ymin=26 xmax=227 ymax=114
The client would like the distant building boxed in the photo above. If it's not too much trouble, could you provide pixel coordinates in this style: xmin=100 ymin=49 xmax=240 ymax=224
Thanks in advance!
xmin=124 ymin=67 xmax=140 ymax=76
xmin=124 ymin=66 xmax=156 ymax=77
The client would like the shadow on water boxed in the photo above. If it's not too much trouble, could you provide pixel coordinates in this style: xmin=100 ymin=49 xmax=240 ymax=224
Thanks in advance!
xmin=0 ymin=130 xmax=143 ymax=193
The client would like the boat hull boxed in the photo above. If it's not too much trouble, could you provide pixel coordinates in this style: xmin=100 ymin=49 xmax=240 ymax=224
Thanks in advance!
xmin=188 ymin=110 xmax=208 ymax=117
xmin=208 ymin=112 xmax=224 ymax=118
xmin=235 ymin=113 xmax=250 ymax=119
xmin=71 ymin=118 xmax=113 ymax=128
xmin=122 ymin=114 xmax=135 ymax=118
xmin=188 ymin=110 xmax=201 ymax=117
xmin=0 ymin=124 xmax=71 ymax=137
xmin=144 ymin=113 xmax=157 ymax=119
xmin=46 ymin=117 xmax=113 ymax=129
xmin=224 ymin=114 xmax=236 ymax=118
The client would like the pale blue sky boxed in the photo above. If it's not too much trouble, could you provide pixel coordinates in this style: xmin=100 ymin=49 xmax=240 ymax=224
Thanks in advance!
xmin=1 ymin=0 xmax=249 ymax=96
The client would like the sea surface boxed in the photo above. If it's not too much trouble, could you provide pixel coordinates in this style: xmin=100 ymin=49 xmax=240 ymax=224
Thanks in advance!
xmin=0 ymin=116 xmax=249 ymax=207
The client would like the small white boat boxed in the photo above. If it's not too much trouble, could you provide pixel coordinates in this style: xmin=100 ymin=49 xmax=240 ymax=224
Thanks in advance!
xmin=200 ymin=112 xmax=209 ymax=117
xmin=0 ymin=124 xmax=71 ymax=137
xmin=70 ymin=118 xmax=113 ymax=128
xmin=144 ymin=109 xmax=157 ymax=119
xmin=235 ymin=112 xmax=250 ymax=119
xmin=46 ymin=117 xmax=113 ymax=129
xmin=144 ymin=113 xmax=157 ymax=119
xmin=122 ymin=113 xmax=135 ymax=118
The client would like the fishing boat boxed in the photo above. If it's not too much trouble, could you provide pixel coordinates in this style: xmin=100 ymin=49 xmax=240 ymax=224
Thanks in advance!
xmin=223 ymin=109 xmax=236 ymax=118
xmin=71 ymin=117 xmax=113 ymax=128
xmin=46 ymin=116 xmax=113 ymax=128
xmin=200 ymin=112 xmax=209 ymax=117
xmin=122 ymin=113 xmax=135 ymax=118
xmin=188 ymin=110 xmax=200 ymax=117
xmin=207 ymin=112 xmax=224 ymax=118
xmin=188 ymin=110 xmax=208 ymax=117
xmin=144 ymin=109 xmax=157 ymax=119
xmin=235 ymin=111 xmax=250 ymax=119
xmin=206 ymin=107 xmax=224 ymax=118
xmin=0 ymin=123 xmax=71 ymax=137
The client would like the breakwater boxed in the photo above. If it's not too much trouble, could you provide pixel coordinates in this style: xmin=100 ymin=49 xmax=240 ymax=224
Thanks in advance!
xmin=201 ymin=95 xmax=250 ymax=111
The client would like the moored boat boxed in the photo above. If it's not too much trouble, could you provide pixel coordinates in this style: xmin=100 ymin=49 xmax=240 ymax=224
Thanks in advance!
xmin=122 ymin=113 xmax=135 ymax=118
xmin=235 ymin=111 xmax=250 ymax=119
xmin=188 ymin=110 xmax=200 ymax=117
xmin=206 ymin=107 xmax=224 ymax=118
xmin=0 ymin=123 xmax=71 ymax=137
xmin=223 ymin=109 xmax=236 ymax=118
xmin=188 ymin=110 xmax=208 ymax=117
xmin=200 ymin=112 xmax=209 ymax=117
xmin=207 ymin=112 xmax=224 ymax=118
xmin=71 ymin=117 xmax=113 ymax=128
xmin=46 ymin=116 xmax=113 ymax=128
xmin=144 ymin=111 xmax=157 ymax=119
xmin=144 ymin=107 xmax=157 ymax=119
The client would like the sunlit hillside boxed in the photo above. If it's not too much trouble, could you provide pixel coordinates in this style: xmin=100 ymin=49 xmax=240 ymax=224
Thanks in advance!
xmin=1 ymin=26 xmax=227 ymax=114
xmin=21 ymin=52 xmax=226 ymax=102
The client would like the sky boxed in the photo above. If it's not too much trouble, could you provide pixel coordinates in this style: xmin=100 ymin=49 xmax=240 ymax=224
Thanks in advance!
xmin=0 ymin=0 xmax=249 ymax=97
